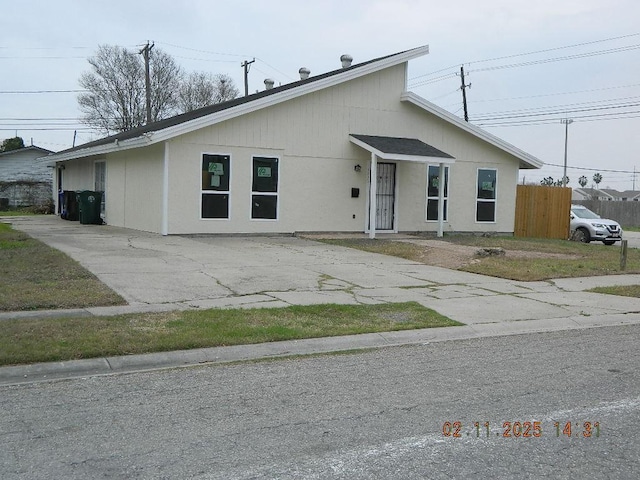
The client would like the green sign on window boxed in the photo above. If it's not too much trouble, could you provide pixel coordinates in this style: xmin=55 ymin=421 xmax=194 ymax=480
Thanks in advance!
xmin=208 ymin=162 xmax=224 ymax=174
xmin=482 ymin=181 xmax=494 ymax=191
xmin=257 ymin=166 xmax=272 ymax=178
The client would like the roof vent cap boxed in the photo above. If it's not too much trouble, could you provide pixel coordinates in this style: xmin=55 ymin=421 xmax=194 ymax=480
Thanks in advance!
xmin=340 ymin=54 xmax=353 ymax=68
xmin=264 ymin=78 xmax=275 ymax=90
xmin=299 ymin=67 xmax=310 ymax=80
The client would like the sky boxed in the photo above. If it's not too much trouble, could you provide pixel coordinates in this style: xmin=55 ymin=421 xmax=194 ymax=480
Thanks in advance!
xmin=2 ymin=0 xmax=640 ymax=190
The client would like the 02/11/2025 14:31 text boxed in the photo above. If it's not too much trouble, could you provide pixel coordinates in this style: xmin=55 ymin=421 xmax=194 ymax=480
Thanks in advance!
xmin=442 ymin=421 xmax=600 ymax=438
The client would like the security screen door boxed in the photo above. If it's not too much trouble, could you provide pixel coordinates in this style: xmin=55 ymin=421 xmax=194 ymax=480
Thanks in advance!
xmin=373 ymin=162 xmax=396 ymax=230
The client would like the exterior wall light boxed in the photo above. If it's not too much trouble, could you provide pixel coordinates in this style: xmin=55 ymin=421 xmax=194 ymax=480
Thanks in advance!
xmin=354 ymin=164 xmax=361 ymax=172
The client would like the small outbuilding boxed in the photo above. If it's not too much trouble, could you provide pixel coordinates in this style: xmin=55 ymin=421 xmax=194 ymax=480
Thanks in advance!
xmin=0 ymin=145 xmax=54 ymax=208
xmin=45 ymin=46 xmax=542 ymax=236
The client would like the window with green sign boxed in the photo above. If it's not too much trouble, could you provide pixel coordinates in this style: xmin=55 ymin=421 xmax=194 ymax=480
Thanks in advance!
xmin=476 ymin=168 xmax=497 ymax=222
xmin=252 ymin=156 xmax=278 ymax=219
xmin=201 ymin=154 xmax=230 ymax=219
xmin=202 ymin=154 xmax=230 ymax=191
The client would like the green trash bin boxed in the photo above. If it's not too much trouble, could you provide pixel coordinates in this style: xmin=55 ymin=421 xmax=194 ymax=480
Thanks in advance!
xmin=77 ymin=191 xmax=103 ymax=225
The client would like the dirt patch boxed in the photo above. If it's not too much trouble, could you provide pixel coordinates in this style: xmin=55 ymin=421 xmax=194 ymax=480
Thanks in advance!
xmin=397 ymin=239 xmax=580 ymax=270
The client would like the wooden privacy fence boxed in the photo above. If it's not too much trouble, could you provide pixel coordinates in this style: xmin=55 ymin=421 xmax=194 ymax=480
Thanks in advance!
xmin=514 ymin=185 xmax=572 ymax=239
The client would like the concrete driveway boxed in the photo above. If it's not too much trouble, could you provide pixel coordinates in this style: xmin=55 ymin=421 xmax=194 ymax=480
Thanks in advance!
xmin=5 ymin=216 xmax=487 ymax=307
xmin=5 ymin=216 xmax=640 ymax=327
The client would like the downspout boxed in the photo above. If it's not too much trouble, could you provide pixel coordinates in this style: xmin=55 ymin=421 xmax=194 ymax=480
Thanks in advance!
xmin=437 ymin=162 xmax=445 ymax=237
xmin=369 ymin=152 xmax=377 ymax=239
xmin=161 ymin=141 xmax=169 ymax=236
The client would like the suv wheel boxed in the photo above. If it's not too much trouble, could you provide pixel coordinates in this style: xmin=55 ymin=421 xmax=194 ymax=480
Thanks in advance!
xmin=574 ymin=227 xmax=591 ymax=243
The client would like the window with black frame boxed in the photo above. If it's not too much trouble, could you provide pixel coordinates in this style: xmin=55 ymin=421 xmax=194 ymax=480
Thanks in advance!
xmin=201 ymin=154 xmax=230 ymax=219
xmin=251 ymin=156 xmax=278 ymax=219
xmin=476 ymin=168 xmax=497 ymax=222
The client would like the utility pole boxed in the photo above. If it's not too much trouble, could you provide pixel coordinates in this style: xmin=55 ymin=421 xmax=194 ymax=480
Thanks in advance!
xmin=561 ymin=118 xmax=573 ymax=187
xmin=459 ymin=65 xmax=471 ymax=122
xmin=139 ymin=41 xmax=154 ymax=124
xmin=633 ymin=166 xmax=636 ymax=191
xmin=241 ymin=58 xmax=255 ymax=97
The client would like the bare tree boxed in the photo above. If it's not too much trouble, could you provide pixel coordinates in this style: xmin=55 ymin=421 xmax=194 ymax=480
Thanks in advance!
xmin=148 ymin=48 xmax=182 ymax=121
xmin=78 ymin=45 xmax=182 ymax=134
xmin=78 ymin=45 xmax=145 ymax=133
xmin=78 ymin=45 xmax=239 ymax=134
xmin=178 ymin=72 xmax=239 ymax=112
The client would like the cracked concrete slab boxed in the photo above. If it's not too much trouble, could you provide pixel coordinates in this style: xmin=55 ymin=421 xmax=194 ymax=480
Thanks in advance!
xmin=518 ymin=291 xmax=640 ymax=312
xmin=416 ymin=295 xmax=572 ymax=324
xmin=312 ymin=264 xmax=433 ymax=289
xmin=267 ymin=290 xmax=365 ymax=306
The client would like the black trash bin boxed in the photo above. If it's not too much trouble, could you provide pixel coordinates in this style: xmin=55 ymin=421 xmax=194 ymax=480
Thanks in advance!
xmin=61 ymin=190 xmax=79 ymax=221
xmin=76 ymin=191 xmax=103 ymax=225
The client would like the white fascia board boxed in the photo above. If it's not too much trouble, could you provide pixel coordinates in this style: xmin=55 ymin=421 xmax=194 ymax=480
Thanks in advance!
xmin=400 ymin=92 xmax=544 ymax=170
xmin=389 ymin=154 xmax=455 ymax=164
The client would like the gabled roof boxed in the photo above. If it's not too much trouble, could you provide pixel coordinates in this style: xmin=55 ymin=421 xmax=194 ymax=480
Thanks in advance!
xmin=350 ymin=134 xmax=455 ymax=163
xmin=617 ymin=190 xmax=640 ymax=199
xmin=400 ymin=92 xmax=543 ymax=170
xmin=45 ymin=46 xmax=430 ymax=163
xmin=0 ymin=145 xmax=54 ymax=158
xmin=573 ymin=188 xmax=615 ymax=199
xmin=45 ymin=45 xmax=542 ymax=171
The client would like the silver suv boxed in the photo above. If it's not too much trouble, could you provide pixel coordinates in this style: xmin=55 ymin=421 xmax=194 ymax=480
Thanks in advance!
xmin=570 ymin=204 xmax=622 ymax=245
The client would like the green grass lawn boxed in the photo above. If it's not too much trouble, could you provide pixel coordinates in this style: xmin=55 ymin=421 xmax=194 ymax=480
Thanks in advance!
xmin=0 ymin=302 xmax=461 ymax=366
xmin=588 ymin=285 xmax=640 ymax=298
xmin=0 ymin=222 xmax=125 ymax=311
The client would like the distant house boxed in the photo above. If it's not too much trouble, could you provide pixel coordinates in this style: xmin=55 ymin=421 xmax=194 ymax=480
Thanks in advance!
xmin=0 ymin=145 xmax=54 ymax=208
xmin=574 ymin=188 xmax=640 ymax=202
xmin=44 ymin=46 xmax=542 ymax=236
xmin=616 ymin=190 xmax=640 ymax=201
xmin=572 ymin=188 xmax=615 ymax=201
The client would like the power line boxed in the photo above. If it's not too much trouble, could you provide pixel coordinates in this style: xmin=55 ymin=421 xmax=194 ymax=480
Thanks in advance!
xmin=0 ymin=89 xmax=87 ymax=94
xmin=408 ymin=32 xmax=640 ymax=83
xmin=476 ymin=110 xmax=640 ymax=127
xmin=468 ymin=43 xmax=640 ymax=74
xmin=154 ymin=41 xmax=250 ymax=58
xmin=473 ymin=100 xmax=640 ymax=121
xmin=543 ymin=163 xmax=637 ymax=174
xmin=469 ymin=83 xmax=640 ymax=104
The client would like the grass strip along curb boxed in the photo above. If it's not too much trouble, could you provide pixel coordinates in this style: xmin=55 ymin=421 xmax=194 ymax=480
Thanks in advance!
xmin=0 ymin=302 xmax=461 ymax=366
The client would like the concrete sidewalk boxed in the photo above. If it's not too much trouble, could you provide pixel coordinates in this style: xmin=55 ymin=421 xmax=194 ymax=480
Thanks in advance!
xmin=2 ymin=215 xmax=640 ymax=385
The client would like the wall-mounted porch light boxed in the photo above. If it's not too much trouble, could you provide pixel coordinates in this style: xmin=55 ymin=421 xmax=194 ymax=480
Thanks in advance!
xmin=354 ymin=164 xmax=362 ymax=172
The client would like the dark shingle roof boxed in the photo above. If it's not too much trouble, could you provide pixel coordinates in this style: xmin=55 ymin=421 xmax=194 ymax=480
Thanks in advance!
xmin=350 ymin=134 xmax=454 ymax=159
xmin=61 ymin=50 xmax=409 ymax=155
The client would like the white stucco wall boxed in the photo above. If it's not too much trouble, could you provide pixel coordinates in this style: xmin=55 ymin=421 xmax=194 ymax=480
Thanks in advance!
xmin=163 ymin=63 xmax=522 ymax=234
xmin=106 ymin=145 xmax=164 ymax=233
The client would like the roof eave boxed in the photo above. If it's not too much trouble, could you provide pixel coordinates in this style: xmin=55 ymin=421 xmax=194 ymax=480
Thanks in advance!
xmin=44 ymin=135 xmax=151 ymax=163
xmin=400 ymin=92 xmax=544 ymax=170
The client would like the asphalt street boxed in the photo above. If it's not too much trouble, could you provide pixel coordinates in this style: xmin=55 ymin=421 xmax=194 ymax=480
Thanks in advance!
xmin=2 ymin=324 xmax=639 ymax=479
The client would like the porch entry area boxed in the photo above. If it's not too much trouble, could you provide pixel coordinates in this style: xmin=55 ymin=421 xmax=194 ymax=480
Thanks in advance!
xmin=349 ymin=134 xmax=456 ymax=238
